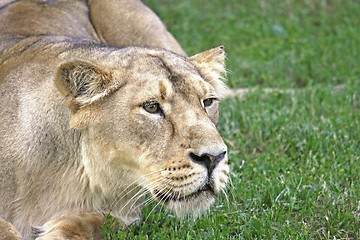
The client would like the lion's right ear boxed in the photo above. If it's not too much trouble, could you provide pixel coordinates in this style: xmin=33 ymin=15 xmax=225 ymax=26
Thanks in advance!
xmin=190 ymin=46 xmax=228 ymax=98
xmin=55 ymin=60 xmax=121 ymax=112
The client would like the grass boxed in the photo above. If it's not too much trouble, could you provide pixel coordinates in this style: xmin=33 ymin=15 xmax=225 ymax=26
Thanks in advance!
xmin=103 ymin=0 xmax=359 ymax=239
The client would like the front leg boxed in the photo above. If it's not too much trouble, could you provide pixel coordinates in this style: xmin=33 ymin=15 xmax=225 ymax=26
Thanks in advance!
xmin=33 ymin=214 xmax=104 ymax=240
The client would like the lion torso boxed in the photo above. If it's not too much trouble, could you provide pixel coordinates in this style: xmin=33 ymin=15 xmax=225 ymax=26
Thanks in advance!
xmin=0 ymin=38 xmax=128 ymax=234
xmin=0 ymin=1 xmax=229 ymax=239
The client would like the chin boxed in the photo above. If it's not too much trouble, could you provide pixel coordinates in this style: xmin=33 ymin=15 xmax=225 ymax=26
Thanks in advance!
xmin=155 ymin=187 xmax=216 ymax=218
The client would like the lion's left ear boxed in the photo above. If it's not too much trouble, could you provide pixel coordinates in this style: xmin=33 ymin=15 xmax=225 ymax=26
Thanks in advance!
xmin=190 ymin=46 xmax=228 ymax=98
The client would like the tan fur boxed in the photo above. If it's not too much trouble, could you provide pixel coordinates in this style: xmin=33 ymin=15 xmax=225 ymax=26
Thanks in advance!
xmin=0 ymin=0 xmax=229 ymax=239
xmin=0 ymin=218 xmax=21 ymax=240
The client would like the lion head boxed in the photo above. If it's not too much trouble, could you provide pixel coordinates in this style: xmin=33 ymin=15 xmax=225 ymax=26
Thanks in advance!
xmin=55 ymin=46 xmax=229 ymax=218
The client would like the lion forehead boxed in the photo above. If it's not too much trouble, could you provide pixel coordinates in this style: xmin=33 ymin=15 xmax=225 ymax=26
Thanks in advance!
xmin=125 ymin=55 xmax=211 ymax=103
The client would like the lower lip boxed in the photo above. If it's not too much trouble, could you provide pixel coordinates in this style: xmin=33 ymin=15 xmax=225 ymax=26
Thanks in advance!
xmin=156 ymin=185 xmax=215 ymax=203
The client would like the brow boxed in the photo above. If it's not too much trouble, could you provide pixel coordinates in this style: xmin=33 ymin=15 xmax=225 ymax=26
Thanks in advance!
xmin=158 ymin=80 xmax=167 ymax=100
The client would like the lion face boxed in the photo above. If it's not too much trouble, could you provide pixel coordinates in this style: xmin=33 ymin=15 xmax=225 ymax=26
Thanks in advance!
xmin=56 ymin=46 xmax=229 ymax=217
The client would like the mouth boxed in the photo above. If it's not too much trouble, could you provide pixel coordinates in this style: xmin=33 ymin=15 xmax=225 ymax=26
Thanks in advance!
xmin=154 ymin=184 xmax=215 ymax=204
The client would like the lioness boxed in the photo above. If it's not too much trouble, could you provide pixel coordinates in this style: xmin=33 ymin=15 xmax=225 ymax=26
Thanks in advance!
xmin=0 ymin=0 xmax=229 ymax=239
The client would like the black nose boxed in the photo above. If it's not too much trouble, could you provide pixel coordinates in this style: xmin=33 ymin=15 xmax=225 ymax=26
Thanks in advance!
xmin=189 ymin=151 xmax=226 ymax=174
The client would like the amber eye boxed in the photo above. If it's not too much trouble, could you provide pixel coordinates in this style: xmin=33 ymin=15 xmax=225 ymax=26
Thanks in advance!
xmin=143 ymin=102 xmax=162 ymax=114
xmin=203 ymin=98 xmax=215 ymax=107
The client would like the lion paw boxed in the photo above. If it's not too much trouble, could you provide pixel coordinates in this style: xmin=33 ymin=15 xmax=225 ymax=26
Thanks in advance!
xmin=33 ymin=214 xmax=104 ymax=240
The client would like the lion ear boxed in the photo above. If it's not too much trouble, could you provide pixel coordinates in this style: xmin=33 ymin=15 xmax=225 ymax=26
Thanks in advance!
xmin=55 ymin=60 xmax=120 ymax=112
xmin=190 ymin=46 xmax=228 ymax=98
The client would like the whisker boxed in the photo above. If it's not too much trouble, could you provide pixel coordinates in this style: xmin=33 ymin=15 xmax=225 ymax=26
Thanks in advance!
xmin=122 ymin=178 xmax=165 ymax=215
xmin=119 ymin=176 xmax=165 ymax=215
xmin=109 ymin=170 xmax=163 ymax=209
xmin=113 ymin=169 xmax=163 ymax=195
xmin=221 ymin=188 xmax=229 ymax=204
xmin=227 ymin=176 xmax=237 ymax=203
xmin=121 ymin=175 xmax=174 ymax=219
xmin=125 ymin=192 xmax=158 ymax=218
xmin=144 ymin=187 xmax=173 ymax=222
xmin=131 ymin=177 xmax=172 ymax=210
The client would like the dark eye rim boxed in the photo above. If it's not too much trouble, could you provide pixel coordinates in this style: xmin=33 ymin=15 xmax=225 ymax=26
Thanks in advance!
xmin=203 ymin=98 xmax=218 ymax=107
xmin=143 ymin=101 xmax=164 ymax=115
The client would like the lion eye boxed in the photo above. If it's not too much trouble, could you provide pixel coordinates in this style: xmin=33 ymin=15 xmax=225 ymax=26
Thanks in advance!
xmin=143 ymin=102 xmax=162 ymax=114
xmin=203 ymin=98 xmax=215 ymax=107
